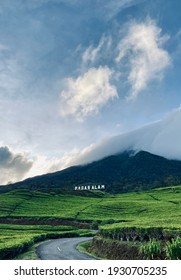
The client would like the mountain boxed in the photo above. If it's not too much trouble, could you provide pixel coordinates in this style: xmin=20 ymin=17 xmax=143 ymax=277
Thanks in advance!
xmin=1 ymin=150 xmax=181 ymax=194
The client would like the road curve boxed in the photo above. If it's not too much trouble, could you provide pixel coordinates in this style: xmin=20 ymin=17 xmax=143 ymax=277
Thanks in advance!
xmin=36 ymin=237 xmax=98 ymax=260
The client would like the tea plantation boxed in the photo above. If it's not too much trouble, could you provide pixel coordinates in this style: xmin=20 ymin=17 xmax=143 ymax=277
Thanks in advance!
xmin=0 ymin=186 xmax=180 ymax=259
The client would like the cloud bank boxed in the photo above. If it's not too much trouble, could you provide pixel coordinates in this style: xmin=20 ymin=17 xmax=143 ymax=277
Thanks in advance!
xmin=1 ymin=107 xmax=181 ymax=185
xmin=71 ymin=107 xmax=181 ymax=165
xmin=0 ymin=146 xmax=33 ymax=185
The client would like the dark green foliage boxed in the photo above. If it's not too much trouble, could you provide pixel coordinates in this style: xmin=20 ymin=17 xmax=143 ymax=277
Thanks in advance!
xmin=139 ymin=238 xmax=181 ymax=260
xmin=91 ymin=220 xmax=100 ymax=230
xmin=166 ymin=237 xmax=181 ymax=260
xmin=140 ymin=239 xmax=161 ymax=259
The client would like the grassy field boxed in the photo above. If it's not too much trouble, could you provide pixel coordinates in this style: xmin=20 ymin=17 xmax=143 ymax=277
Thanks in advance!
xmin=0 ymin=186 xmax=180 ymax=259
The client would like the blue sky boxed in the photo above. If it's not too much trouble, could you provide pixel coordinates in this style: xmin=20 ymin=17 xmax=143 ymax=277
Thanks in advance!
xmin=0 ymin=0 xmax=181 ymax=184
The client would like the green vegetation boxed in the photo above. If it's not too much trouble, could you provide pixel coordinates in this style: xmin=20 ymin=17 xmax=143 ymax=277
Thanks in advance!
xmin=13 ymin=242 xmax=40 ymax=260
xmin=0 ymin=187 xmax=180 ymax=226
xmin=0 ymin=223 xmax=95 ymax=259
xmin=166 ymin=238 xmax=181 ymax=260
xmin=76 ymin=240 xmax=100 ymax=259
xmin=0 ymin=189 xmax=107 ymax=220
xmin=0 ymin=185 xmax=180 ymax=259
xmin=140 ymin=239 xmax=161 ymax=259
xmin=138 ymin=237 xmax=181 ymax=260
xmin=87 ymin=236 xmax=142 ymax=260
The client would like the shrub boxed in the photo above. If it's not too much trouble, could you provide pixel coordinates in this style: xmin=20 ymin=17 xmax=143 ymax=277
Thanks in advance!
xmin=166 ymin=237 xmax=181 ymax=260
xmin=140 ymin=239 xmax=161 ymax=259
xmin=91 ymin=221 xmax=99 ymax=230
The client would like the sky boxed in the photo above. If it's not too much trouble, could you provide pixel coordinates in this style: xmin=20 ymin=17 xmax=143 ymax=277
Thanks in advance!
xmin=0 ymin=0 xmax=181 ymax=184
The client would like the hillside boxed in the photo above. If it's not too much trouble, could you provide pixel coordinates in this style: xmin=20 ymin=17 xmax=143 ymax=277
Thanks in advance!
xmin=1 ymin=150 xmax=181 ymax=194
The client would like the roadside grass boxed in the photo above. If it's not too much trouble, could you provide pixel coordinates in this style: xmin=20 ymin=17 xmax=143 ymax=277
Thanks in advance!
xmin=77 ymin=240 xmax=101 ymax=259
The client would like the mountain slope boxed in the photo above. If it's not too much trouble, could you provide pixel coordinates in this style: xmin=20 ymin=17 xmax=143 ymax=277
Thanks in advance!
xmin=2 ymin=150 xmax=181 ymax=194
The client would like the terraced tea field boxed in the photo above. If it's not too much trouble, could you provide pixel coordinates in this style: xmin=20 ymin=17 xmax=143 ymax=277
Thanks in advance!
xmin=0 ymin=187 xmax=180 ymax=227
xmin=0 ymin=186 xmax=180 ymax=259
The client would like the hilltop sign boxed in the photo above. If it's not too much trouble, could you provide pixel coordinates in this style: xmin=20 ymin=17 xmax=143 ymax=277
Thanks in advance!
xmin=74 ymin=184 xmax=105 ymax=191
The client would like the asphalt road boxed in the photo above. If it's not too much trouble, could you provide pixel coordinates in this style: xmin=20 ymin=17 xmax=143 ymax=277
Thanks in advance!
xmin=36 ymin=237 xmax=98 ymax=260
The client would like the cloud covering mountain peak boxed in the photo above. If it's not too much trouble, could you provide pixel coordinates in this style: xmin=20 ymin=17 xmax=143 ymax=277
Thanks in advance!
xmin=72 ymin=107 xmax=181 ymax=165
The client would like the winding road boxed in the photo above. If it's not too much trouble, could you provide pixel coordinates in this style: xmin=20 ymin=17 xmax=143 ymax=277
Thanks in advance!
xmin=36 ymin=237 xmax=98 ymax=260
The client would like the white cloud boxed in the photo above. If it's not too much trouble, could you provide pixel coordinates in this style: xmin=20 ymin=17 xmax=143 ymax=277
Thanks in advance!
xmin=0 ymin=145 xmax=80 ymax=185
xmin=116 ymin=20 xmax=171 ymax=99
xmin=82 ymin=35 xmax=112 ymax=64
xmin=59 ymin=66 xmax=118 ymax=121
xmin=25 ymin=148 xmax=80 ymax=180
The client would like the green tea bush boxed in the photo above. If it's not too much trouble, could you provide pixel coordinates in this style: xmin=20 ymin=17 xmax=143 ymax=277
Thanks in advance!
xmin=0 ymin=225 xmax=91 ymax=259
xmin=0 ymin=238 xmax=34 ymax=259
